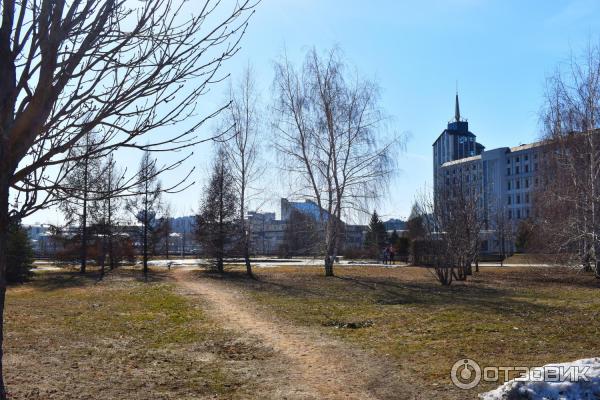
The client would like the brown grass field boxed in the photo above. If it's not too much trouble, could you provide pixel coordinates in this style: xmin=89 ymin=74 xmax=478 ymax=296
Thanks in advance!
xmin=4 ymin=264 xmax=600 ymax=399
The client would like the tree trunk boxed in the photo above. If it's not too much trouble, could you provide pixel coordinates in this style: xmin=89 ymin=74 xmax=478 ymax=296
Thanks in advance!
xmin=80 ymin=194 xmax=88 ymax=274
xmin=0 ymin=177 xmax=10 ymax=399
xmin=108 ymin=197 xmax=115 ymax=270
xmin=244 ymin=243 xmax=253 ymax=278
xmin=165 ymin=231 xmax=169 ymax=260
xmin=80 ymin=154 xmax=89 ymax=274
xmin=324 ymin=256 xmax=334 ymax=277
xmin=143 ymin=218 xmax=148 ymax=276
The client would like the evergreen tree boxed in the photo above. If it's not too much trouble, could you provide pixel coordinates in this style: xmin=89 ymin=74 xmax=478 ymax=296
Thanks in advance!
xmin=58 ymin=133 xmax=104 ymax=273
xmin=197 ymin=148 xmax=238 ymax=272
xmin=6 ymin=222 xmax=33 ymax=283
xmin=390 ymin=230 xmax=400 ymax=246
xmin=365 ymin=211 xmax=387 ymax=256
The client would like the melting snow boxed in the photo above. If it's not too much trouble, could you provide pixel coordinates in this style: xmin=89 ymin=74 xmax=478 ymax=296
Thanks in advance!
xmin=480 ymin=358 xmax=600 ymax=400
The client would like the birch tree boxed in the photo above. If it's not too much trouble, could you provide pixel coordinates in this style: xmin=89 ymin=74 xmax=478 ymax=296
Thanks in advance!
xmin=223 ymin=66 xmax=261 ymax=277
xmin=273 ymin=47 xmax=395 ymax=277
xmin=536 ymin=43 xmax=600 ymax=277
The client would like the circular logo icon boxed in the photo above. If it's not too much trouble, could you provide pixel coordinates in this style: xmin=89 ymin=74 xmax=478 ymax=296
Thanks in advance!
xmin=451 ymin=358 xmax=481 ymax=389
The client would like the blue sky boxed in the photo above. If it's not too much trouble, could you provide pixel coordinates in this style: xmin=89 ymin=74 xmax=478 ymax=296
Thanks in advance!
xmin=24 ymin=0 xmax=600 ymax=225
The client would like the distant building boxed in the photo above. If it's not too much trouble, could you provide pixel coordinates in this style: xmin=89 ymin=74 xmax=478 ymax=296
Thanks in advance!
xmin=280 ymin=198 xmax=330 ymax=221
xmin=433 ymin=94 xmax=543 ymax=253
xmin=383 ymin=218 xmax=406 ymax=231
xmin=246 ymin=198 xmax=368 ymax=256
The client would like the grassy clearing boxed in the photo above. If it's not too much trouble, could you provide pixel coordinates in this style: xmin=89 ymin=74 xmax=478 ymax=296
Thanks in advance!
xmin=4 ymin=268 xmax=260 ymax=399
xmin=215 ymin=264 xmax=600 ymax=399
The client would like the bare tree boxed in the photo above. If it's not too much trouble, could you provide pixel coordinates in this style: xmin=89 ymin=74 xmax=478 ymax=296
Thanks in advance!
xmin=414 ymin=171 xmax=485 ymax=285
xmin=490 ymin=206 xmax=514 ymax=266
xmin=0 ymin=1 xmax=256 ymax=393
xmin=127 ymin=151 xmax=162 ymax=276
xmin=413 ymin=190 xmax=455 ymax=285
xmin=536 ymin=43 xmax=600 ymax=277
xmin=443 ymin=178 xmax=484 ymax=279
xmin=273 ymin=47 xmax=396 ymax=276
xmin=222 ymin=66 xmax=261 ymax=277
xmin=158 ymin=203 xmax=174 ymax=260
xmin=279 ymin=209 xmax=321 ymax=257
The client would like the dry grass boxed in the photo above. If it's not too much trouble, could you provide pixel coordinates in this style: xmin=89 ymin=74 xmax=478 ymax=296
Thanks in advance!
xmin=213 ymin=264 xmax=600 ymax=399
xmin=5 ymin=264 xmax=600 ymax=399
xmin=4 ymin=268 xmax=265 ymax=399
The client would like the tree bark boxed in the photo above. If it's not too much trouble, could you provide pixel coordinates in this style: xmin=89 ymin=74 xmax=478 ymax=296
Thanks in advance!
xmin=80 ymin=153 xmax=89 ymax=274
xmin=0 ymin=176 xmax=9 ymax=399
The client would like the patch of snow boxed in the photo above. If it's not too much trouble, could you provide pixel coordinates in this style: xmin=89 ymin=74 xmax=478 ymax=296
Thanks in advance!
xmin=145 ymin=259 xmax=207 ymax=267
xmin=480 ymin=358 xmax=600 ymax=400
xmin=31 ymin=266 xmax=62 ymax=271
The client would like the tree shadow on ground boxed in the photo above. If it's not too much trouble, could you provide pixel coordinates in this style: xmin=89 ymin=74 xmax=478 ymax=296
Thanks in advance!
xmin=472 ymin=266 xmax=600 ymax=289
xmin=334 ymin=273 xmax=563 ymax=319
xmin=25 ymin=270 xmax=100 ymax=291
xmin=197 ymin=268 xmax=323 ymax=297
xmin=24 ymin=267 xmax=173 ymax=291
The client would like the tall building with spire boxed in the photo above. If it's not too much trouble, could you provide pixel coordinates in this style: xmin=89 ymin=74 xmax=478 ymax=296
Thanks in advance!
xmin=432 ymin=94 xmax=544 ymax=253
xmin=432 ymin=94 xmax=485 ymax=189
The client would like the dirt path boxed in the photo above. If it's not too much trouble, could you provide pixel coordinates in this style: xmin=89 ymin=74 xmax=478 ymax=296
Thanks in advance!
xmin=173 ymin=268 xmax=421 ymax=400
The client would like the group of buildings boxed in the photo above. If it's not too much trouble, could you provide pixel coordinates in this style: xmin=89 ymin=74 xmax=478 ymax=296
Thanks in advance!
xmin=245 ymin=199 xmax=370 ymax=255
xmin=25 ymin=198 xmax=402 ymax=258
xmin=433 ymin=94 xmax=543 ymax=253
xmin=33 ymin=95 xmax=536 ymax=260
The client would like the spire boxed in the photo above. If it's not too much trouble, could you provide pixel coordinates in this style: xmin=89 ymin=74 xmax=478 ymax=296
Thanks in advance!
xmin=455 ymin=92 xmax=461 ymax=122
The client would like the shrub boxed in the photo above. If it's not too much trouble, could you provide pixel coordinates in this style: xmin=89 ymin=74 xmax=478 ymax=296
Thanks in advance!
xmin=7 ymin=222 xmax=34 ymax=283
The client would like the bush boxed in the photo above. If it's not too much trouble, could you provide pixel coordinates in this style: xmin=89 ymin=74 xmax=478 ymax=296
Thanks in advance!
xmin=7 ymin=222 xmax=34 ymax=283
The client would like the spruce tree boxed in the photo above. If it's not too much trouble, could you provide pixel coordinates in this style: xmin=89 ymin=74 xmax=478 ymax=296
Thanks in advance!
xmin=365 ymin=211 xmax=388 ymax=256
xmin=197 ymin=148 xmax=238 ymax=272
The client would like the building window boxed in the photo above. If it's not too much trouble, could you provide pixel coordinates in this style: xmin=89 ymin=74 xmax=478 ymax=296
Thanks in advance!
xmin=507 ymin=168 xmax=511 ymax=175
xmin=525 ymin=164 xmax=529 ymax=173
xmin=534 ymin=162 xmax=538 ymax=171
xmin=535 ymin=178 xmax=539 ymax=186
xmin=525 ymin=178 xmax=529 ymax=188
xmin=507 ymin=158 xmax=511 ymax=164
xmin=525 ymin=155 xmax=529 ymax=161
xmin=507 ymin=196 xmax=512 ymax=205
xmin=526 ymin=208 xmax=530 ymax=218
xmin=525 ymin=193 xmax=530 ymax=203
xmin=516 ymin=166 xmax=520 ymax=174
xmin=516 ymin=180 xmax=520 ymax=189
xmin=516 ymin=194 xmax=521 ymax=204
xmin=507 ymin=181 xmax=511 ymax=190
xmin=508 ymin=210 xmax=512 ymax=219
xmin=516 ymin=156 xmax=520 ymax=162
xmin=517 ymin=209 xmax=521 ymax=219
